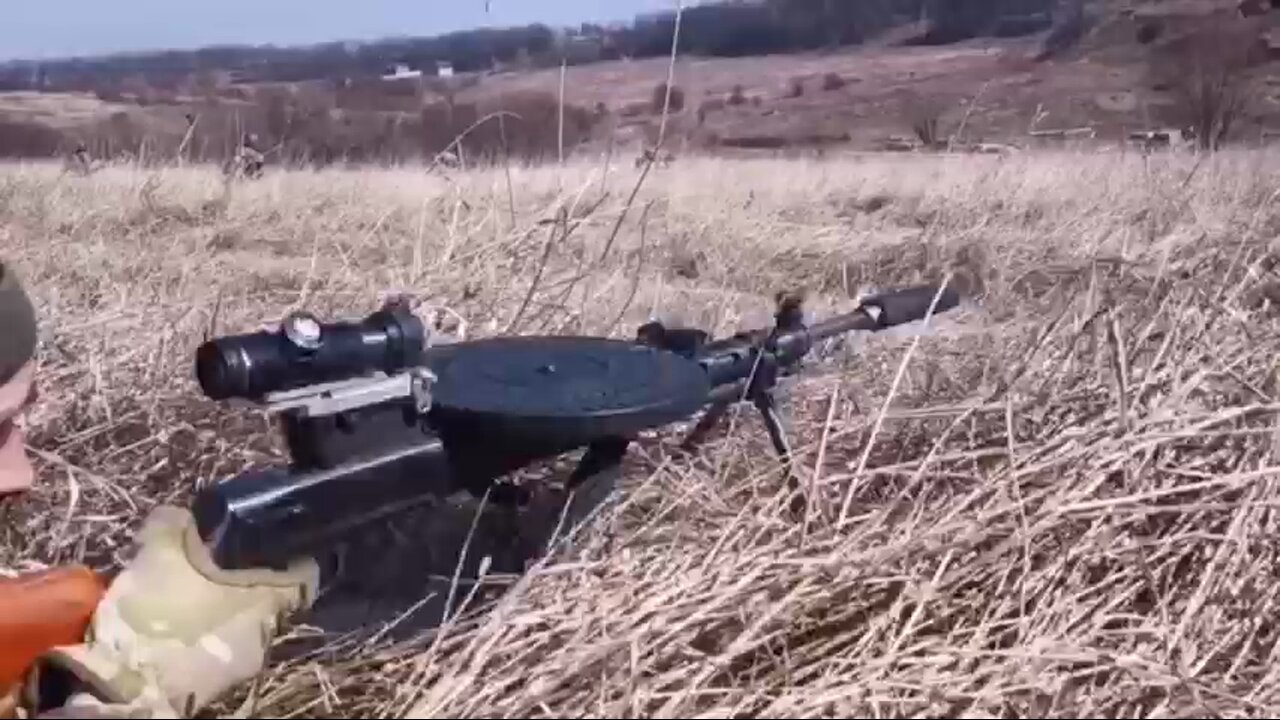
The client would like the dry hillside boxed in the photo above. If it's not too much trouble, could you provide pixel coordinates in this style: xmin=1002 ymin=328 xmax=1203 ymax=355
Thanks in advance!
xmin=1 ymin=0 xmax=1278 ymax=164
xmin=2 ymin=147 xmax=1280 ymax=717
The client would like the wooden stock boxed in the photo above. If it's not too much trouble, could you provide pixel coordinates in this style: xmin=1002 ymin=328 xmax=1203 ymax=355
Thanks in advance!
xmin=0 ymin=566 xmax=105 ymax=705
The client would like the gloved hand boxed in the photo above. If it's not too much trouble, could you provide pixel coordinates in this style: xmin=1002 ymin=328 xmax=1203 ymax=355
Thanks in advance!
xmin=24 ymin=505 xmax=320 ymax=718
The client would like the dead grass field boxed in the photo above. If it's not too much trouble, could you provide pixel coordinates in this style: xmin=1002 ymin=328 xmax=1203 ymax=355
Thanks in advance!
xmin=3 ymin=147 xmax=1280 ymax=718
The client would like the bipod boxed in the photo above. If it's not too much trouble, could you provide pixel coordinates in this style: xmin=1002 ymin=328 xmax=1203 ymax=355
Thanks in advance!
xmin=483 ymin=436 xmax=631 ymax=513
xmin=747 ymin=291 xmax=807 ymax=516
xmin=478 ymin=436 xmax=632 ymax=572
xmin=560 ymin=436 xmax=630 ymax=535
xmin=642 ymin=291 xmax=809 ymax=517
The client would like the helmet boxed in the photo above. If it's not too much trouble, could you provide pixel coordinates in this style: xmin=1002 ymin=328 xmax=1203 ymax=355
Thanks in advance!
xmin=0 ymin=261 xmax=37 ymax=385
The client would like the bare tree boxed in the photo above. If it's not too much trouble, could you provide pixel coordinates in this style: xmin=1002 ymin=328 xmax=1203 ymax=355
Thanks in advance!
xmin=1146 ymin=16 xmax=1264 ymax=151
xmin=1035 ymin=0 xmax=1086 ymax=61
xmin=903 ymin=91 xmax=950 ymax=149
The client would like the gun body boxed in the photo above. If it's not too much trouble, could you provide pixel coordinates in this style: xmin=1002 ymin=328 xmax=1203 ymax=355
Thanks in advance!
xmin=193 ymin=284 xmax=962 ymax=571
xmin=196 ymin=408 xmax=610 ymax=570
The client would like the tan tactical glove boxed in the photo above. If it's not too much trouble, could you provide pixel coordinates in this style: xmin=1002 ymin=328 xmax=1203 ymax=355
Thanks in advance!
xmin=26 ymin=505 xmax=319 ymax=718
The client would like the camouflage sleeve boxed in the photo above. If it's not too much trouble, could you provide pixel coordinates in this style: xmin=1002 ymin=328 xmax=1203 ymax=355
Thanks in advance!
xmin=23 ymin=506 xmax=317 ymax=720
xmin=20 ymin=664 xmax=180 ymax=719
xmin=33 ymin=691 xmax=179 ymax=719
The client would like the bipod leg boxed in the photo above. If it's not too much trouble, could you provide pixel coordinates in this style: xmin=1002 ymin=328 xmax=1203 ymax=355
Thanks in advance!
xmin=502 ymin=438 xmax=631 ymax=573
xmin=552 ymin=437 xmax=631 ymax=547
xmin=753 ymin=388 xmax=807 ymax=517
xmin=487 ymin=482 xmax=532 ymax=508
xmin=679 ymin=400 xmax=733 ymax=454
xmin=566 ymin=437 xmax=630 ymax=492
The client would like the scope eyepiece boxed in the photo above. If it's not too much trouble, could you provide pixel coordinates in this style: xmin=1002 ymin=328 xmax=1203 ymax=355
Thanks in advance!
xmin=195 ymin=302 xmax=428 ymax=401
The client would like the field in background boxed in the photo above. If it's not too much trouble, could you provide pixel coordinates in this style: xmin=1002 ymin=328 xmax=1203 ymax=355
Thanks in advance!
xmin=1 ymin=1 xmax=1278 ymax=166
xmin=2 ymin=148 xmax=1280 ymax=717
xmin=0 ymin=35 xmax=1264 ymax=162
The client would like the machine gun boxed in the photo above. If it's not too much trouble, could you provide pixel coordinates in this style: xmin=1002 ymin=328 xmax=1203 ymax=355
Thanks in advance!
xmin=191 ymin=284 xmax=962 ymax=571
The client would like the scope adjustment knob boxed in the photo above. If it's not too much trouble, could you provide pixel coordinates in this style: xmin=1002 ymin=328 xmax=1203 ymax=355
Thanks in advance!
xmin=281 ymin=311 xmax=324 ymax=352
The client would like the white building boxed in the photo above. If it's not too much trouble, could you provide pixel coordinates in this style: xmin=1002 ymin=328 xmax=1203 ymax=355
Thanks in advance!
xmin=382 ymin=63 xmax=423 ymax=81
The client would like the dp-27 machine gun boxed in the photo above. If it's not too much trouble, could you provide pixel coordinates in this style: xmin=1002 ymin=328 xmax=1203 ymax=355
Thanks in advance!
xmin=192 ymin=284 xmax=962 ymax=571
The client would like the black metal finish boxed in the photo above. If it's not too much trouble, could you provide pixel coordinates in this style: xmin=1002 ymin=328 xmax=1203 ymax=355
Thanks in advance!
xmin=567 ymin=437 xmax=632 ymax=491
xmin=195 ymin=301 xmax=427 ymax=401
xmin=191 ymin=282 xmax=964 ymax=572
xmin=806 ymin=284 xmax=961 ymax=340
xmin=282 ymin=397 xmax=426 ymax=471
xmin=642 ymin=283 xmax=963 ymax=513
xmin=424 ymin=336 xmax=711 ymax=447
xmin=193 ymin=432 xmax=454 ymax=570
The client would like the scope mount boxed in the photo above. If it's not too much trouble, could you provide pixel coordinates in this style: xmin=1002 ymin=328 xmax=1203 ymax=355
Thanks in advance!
xmin=239 ymin=366 xmax=438 ymax=419
xmin=219 ymin=300 xmax=439 ymax=418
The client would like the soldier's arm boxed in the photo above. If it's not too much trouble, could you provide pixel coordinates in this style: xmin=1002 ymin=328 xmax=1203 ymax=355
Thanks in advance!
xmin=19 ymin=506 xmax=319 ymax=719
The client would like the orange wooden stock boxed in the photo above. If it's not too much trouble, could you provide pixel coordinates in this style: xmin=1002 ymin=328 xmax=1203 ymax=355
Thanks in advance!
xmin=0 ymin=566 xmax=105 ymax=696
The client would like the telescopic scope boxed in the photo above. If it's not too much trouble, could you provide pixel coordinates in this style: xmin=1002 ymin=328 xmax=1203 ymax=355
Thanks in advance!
xmin=195 ymin=302 xmax=428 ymax=401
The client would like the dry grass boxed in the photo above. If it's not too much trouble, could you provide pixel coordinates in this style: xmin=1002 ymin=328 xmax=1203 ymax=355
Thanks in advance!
xmin=3 ymin=147 xmax=1280 ymax=718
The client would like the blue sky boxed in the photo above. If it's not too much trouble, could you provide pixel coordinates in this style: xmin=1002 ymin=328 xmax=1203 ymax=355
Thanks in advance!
xmin=2 ymin=1 xmax=676 ymax=61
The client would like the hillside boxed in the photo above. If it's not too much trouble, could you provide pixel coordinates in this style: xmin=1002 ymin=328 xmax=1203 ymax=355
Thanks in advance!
xmin=0 ymin=0 xmax=1276 ymax=165
xmin=0 ymin=0 xmax=1067 ymax=90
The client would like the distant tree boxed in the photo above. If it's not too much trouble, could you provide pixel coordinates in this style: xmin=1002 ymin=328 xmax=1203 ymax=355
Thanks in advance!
xmin=1035 ymin=0 xmax=1086 ymax=60
xmin=651 ymin=82 xmax=686 ymax=114
xmin=1146 ymin=16 xmax=1265 ymax=151
xmin=0 ymin=0 xmax=1065 ymax=93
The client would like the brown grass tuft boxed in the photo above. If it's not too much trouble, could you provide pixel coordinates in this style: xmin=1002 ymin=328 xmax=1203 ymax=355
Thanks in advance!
xmin=3 ymin=148 xmax=1280 ymax=717
xmin=820 ymin=72 xmax=847 ymax=92
xmin=651 ymin=82 xmax=686 ymax=115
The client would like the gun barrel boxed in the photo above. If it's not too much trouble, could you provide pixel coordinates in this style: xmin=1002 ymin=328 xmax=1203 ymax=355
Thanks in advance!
xmin=809 ymin=283 xmax=961 ymax=342
xmin=694 ymin=283 xmax=962 ymax=392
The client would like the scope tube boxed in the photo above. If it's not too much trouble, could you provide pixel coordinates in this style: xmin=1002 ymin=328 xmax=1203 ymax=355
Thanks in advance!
xmin=195 ymin=304 xmax=428 ymax=401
